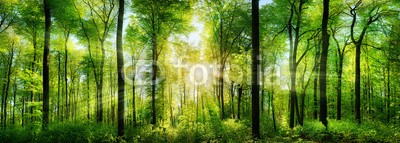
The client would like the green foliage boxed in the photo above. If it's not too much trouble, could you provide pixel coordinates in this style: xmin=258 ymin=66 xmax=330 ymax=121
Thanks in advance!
xmin=0 ymin=122 xmax=118 ymax=143
xmin=300 ymin=120 xmax=400 ymax=142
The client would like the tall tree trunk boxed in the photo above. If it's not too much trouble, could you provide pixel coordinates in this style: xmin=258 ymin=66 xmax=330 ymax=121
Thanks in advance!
xmin=22 ymin=95 xmax=25 ymax=126
xmin=151 ymin=12 xmax=157 ymax=125
xmin=169 ymin=86 xmax=173 ymax=126
xmin=117 ymin=0 xmax=125 ymax=136
xmin=87 ymin=72 xmax=90 ymax=120
xmin=230 ymin=81 xmax=235 ymax=119
xmin=251 ymin=0 xmax=260 ymax=138
xmin=319 ymin=0 xmax=329 ymax=129
xmin=132 ymin=58 xmax=136 ymax=126
xmin=43 ymin=0 xmax=51 ymax=129
xmin=271 ymin=54 xmax=277 ymax=131
xmin=219 ymin=68 xmax=225 ymax=119
xmin=313 ymin=49 xmax=319 ymax=120
xmin=30 ymin=33 xmax=37 ymax=124
xmin=64 ymin=32 xmax=70 ymax=120
xmin=110 ymin=66 xmax=115 ymax=123
xmin=76 ymin=76 xmax=80 ymax=121
xmin=349 ymin=0 xmax=379 ymax=124
xmin=2 ymin=43 xmax=14 ymax=127
xmin=354 ymin=43 xmax=361 ymax=124
xmin=288 ymin=2 xmax=296 ymax=128
xmin=57 ymin=52 xmax=61 ymax=121
xmin=261 ymin=59 xmax=265 ymax=116
xmin=336 ymin=50 xmax=344 ymax=120
xmin=98 ymin=45 xmax=105 ymax=123
xmin=12 ymin=76 xmax=16 ymax=125
xmin=386 ymin=62 xmax=390 ymax=123
xmin=237 ymin=85 xmax=242 ymax=120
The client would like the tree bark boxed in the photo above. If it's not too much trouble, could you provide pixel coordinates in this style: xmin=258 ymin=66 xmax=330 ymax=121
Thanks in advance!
xmin=12 ymin=76 xmax=16 ymax=125
xmin=271 ymin=54 xmax=277 ymax=131
xmin=237 ymin=85 xmax=242 ymax=120
xmin=43 ymin=0 xmax=51 ymax=129
xmin=64 ymin=32 xmax=70 ymax=120
xmin=117 ymin=0 xmax=125 ymax=137
xmin=87 ymin=72 xmax=90 ymax=120
xmin=151 ymin=23 xmax=157 ymax=126
xmin=132 ymin=58 xmax=136 ymax=126
xmin=251 ymin=0 xmax=260 ymax=138
xmin=386 ymin=62 xmax=390 ymax=123
xmin=57 ymin=51 xmax=61 ymax=121
xmin=2 ymin=42 xmax=14 ymax=127
xmin=349 ymin=0 xmax=380 ymax=124
xmin=230 ymin=81 xmax=235 ymax=118
xmin=319 ymin=0 xmax=329 ymax=129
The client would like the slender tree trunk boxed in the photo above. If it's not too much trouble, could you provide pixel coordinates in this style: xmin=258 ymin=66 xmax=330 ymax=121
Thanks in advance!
xmin=169 ymin=86 xmax=173 ymax=126
xmin=57 ymin=52 xmax=61 ymax=121
xmin=64 ymin=32 xmax=70 ymax=120
xmin=76 ymin=76 xmax=80 ymax=121
xmin=132 ymin=58 xmax=136 ymax=126
xmin=237 ymin=85 xmax=242 ymax=120
xmin=30 ymin=33 xmax=37 ymax=124
xmin=271 ymin=58 xmax=277 ymax=131
xmin=182 ymin=83 xmax=186 ymax=115
xmin=288 ymin=2 xmax=296 ymax=128
xmin=110 ymin=66 xmax=115 ymax=123
xmin=349 ymin=0 xmax=378 ymax=124
xmin=43 ymin=0 xmax=51 ymax=129
xmin=219 ymin=18 xmax=225 ymax=120
xmin=87 ymin=72 xmax=90 ymax=120
xmin=117 ymin=0 xmax=125 ymax=136
xmin=12 ymin=77 xmax=16 ymax=125
xmin=1 ymin=82 xmax=5 ymax=127
xmin=98 ymin=45 xmax=105 ymax=123
xmin=386 ymin=62 xmax=390 ymax=123
xmin=151 ymin=12 xmax=157 ymax=125
xmin=313 ymin=67 xmax=318 ymax=119
xmin=219 ymin=68 xmax=225 ymax=119
xmin=319 ymin=0 xmax=329 ymax=129
xmin=22 ymin=95 xmax=24 ymax=126
xmin=336 ymin=54 xmax=343 ymax=120
xmin=251 ymin=0 xmax=260 ymax=138
xmin=2 ymin=44 xmax=14 ymax=127
xmin=354 ymin=43 xmax=361 ymax=124
xmin=261 ymin=59 xmax=265 ymax=116
xmin=230 ymin=81 xmax=235 ymax=119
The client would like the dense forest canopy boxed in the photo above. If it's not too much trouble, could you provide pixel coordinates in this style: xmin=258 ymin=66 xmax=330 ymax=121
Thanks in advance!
xmin=0 ymin=0 xmax=399 ymax=142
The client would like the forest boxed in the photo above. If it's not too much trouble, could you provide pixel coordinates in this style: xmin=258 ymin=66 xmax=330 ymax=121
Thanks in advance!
xmin=0 ymin=0 xmax=399 ymax=142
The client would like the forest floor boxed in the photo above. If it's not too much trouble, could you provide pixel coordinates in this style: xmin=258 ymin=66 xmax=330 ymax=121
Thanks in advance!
xmin=1 ymin=119 xmax=399 ymax=143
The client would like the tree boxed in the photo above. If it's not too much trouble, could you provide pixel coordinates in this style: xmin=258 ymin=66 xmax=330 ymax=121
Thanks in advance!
xmin=15 ymin=0 xmax=44 ymax=124
xmin=125 ymin=22 xmax=146 ymax=126
xmin=82 ymin=0 xmax=117 ymax=123
xmin=287 ymin=0 xmax=311 ymax=128
xmin=330 ymin=20 xmax=350 ymax=120
xmin=116 ymin=0 xmax=125 ymax=137
xmin=348 ymin=0 xmax=383 ymax=124
xmin=319 ymin=0 xmax=329 ymax=129
xmin=202 ymin=0 xmax=251 ymax=120
xmin=0 ymin=0 xmax=15 ymax=34
xmin=52 ymin=0 xmax=79 ymax=121
xmin=0 ymin=32 xmax=17 ymax=128
xmin=131 ymin=0 xmax=193 ymax=125
xmin=42 ymin=0 xmax=51 ymax=129
xmin=251 ymin=0 xmax=260 ymax=139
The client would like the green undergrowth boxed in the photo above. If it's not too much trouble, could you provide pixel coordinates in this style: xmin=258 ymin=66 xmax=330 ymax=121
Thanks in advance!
xmin=297 ymin=119 xmax=400 ymax=142
xmin=0 ymin=119 xmax=399 ymax=143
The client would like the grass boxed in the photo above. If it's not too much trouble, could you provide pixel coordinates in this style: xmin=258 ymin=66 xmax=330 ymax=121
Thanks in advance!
xmin=0 ymin=119 xmax=399 ymax=142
